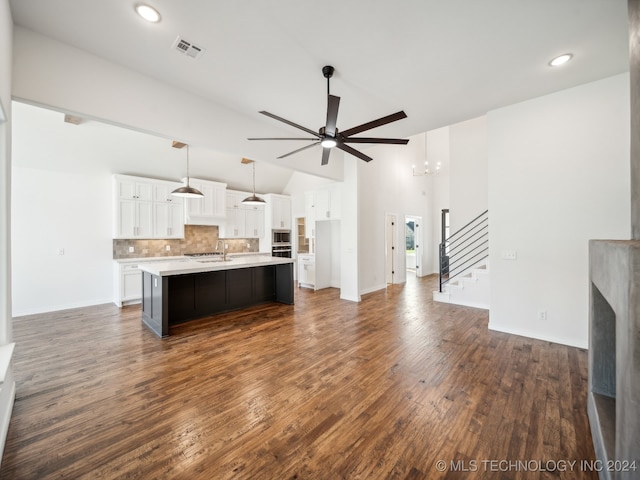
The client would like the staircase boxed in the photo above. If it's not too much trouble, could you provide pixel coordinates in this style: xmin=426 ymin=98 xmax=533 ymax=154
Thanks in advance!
xmin=433 ymin=210 xmax=490 ymax=309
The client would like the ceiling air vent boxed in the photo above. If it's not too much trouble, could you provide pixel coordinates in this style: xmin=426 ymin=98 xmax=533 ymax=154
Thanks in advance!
xmin=172 ymin=36 xmax=206 ymax=60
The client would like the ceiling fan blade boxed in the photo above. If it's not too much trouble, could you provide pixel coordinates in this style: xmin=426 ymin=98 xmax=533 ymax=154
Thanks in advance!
xmin=259 ymin=111 xmax=319 ymax=137
xmin=325 ymin=95 xmax=340 ymax=137
xmin=321 ymin=147 xmax=331 ymax=165
xmin=343 ymin=137 xmax=409 ymax=145
xmin=340 ymin=111 xmax=408 ymax=137
xmin=336 ymin=143 xmax=373 ymax=162
xmin=277 ymin=141 xmax=320 ymax=159
xmin=248 ymin=137 xmax=318 ymax=141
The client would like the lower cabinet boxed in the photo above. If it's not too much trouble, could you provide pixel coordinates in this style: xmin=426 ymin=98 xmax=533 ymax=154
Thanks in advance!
xmin=114 ymin=262 xmax=143 ymax=307
xmin=298 ymin=254 xmax=315 ymax=289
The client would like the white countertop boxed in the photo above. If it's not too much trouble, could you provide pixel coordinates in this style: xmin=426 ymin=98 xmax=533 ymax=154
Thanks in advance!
xmin=137 ymin=254 xmax=294 ymax=276
xmin=115 ymin=252 xmax=266 ymax=264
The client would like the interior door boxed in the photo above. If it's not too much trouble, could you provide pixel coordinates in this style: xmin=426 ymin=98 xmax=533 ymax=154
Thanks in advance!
xmin=385 ymin=214 xmax=397 ymax=284
xmin=414 ymin=216 xmax=423 ymax=277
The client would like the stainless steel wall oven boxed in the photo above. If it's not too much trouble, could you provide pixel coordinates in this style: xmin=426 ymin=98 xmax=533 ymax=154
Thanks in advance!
xmin=272 ymin=230 xmax=292 ymax=258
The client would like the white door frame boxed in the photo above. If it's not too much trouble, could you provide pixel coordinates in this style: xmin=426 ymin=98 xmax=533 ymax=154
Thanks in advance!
xmin=405 ymin=214 xmax=424 ymax=277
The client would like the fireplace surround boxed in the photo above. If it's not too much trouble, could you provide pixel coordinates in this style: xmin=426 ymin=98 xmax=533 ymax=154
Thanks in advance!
xmin=588 ymin=241 xmax=640 ymax=480
xmin=587 ymin=1 xmax=640 ymax=479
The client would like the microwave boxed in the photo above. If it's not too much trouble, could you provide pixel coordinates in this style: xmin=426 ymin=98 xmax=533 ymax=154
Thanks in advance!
xmin=273 ymin=230 xmax=291 ymax=244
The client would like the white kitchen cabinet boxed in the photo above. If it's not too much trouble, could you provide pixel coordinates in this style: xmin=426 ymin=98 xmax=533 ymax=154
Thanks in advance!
xmin=115 ymin=198 xmax=153 ymax=238
xmin=315 ymin=184 xmax=342 ymax=221
xmin=116 ymin=176 xmax=153 ymax=202
xmin=298 ymin=254 xmax=315 ymax=289
xmin=265 ymin=194 xmax=292 ymax=230
xmin=223 ymin=207 xmax=246 ymax=238
xmin=245 ymin=205 xmax=265 ymax=238
xmin=304 ymin=191 xmax=316 ymax=239
xmin=114 ymin=257 xmax=187 ymax=306
xmin=183 ymin=178 xmax=227 ymax=225
xmin=220 ymin=190 xmax=265 ymax=238
xmin=114 ymin=175 xmax=154 ymax=238
xmin=114 ymin=174 xmax=185 ymax=239
xmin=153 ymin=182 xmax=184 ymax=238
xmin=226 ymin=191 xmax=244 ymax=210
xmin=114 ymin=261 xmax=143 ymax=306
xmin=154 ymin=201 xmax=184 ymax=238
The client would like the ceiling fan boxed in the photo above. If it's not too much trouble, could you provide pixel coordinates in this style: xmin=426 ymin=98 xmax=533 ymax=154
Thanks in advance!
xmin=248 ymin=65 xmax=409 ymax=165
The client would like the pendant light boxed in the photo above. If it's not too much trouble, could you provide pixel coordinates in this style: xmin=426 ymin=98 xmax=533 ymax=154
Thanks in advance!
xmin=172 ymin=143 xmax=204 ymax=198
xmin=241 ymin=159 xmax=266 ymax=205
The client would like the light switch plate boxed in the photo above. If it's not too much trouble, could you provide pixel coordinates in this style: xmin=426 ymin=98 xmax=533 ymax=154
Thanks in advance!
xmin=501 ymin=250 xmax=517 ymax=260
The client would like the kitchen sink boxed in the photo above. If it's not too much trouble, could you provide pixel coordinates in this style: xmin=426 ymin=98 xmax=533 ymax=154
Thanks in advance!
xmin=196 ymin=259 xmax=232 ymax=263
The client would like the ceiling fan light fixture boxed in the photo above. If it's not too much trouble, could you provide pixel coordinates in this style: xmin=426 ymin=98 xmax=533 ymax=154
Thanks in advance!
xmin=549 ymin=53 xmax=573 ymax=67
xmin=321 ymin=138 xmax=337 ymax=148
xmin=135 ymin=4 xmax=161 ymax=23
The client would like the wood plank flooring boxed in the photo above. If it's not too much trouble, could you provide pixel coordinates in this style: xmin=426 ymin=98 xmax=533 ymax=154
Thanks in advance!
xmin=2 ymin=275 xmax=597 ymax=479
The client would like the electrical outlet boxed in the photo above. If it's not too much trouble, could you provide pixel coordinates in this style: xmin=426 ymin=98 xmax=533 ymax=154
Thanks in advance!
xmin=246 ymin=243 xmax=250 ymax=249
xmin=166 ymin=245 xmax=171 ymax=251
xmin=128 ymin=246 xmax=135 ymax=253
xmin=538 ymin=310 xmax=547 ymax=321
xmin=143 ymin=249 xmax=149 ymax=254
xmin=57 ymin=248 xmax=64 ymax=256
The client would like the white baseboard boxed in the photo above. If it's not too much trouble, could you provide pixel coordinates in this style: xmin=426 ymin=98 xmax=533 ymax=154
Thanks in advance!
xmin=488 ymin=323 xmax=587 ymax=349
xmin=359 ymin=284 xmax=386 ymax=296
xmin=12 ymin=297 xmax=115 ymax=317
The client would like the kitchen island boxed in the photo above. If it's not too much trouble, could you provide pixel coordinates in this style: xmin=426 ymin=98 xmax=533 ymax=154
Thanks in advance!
xmin=137 ymin=255 xmax=294 ymax=337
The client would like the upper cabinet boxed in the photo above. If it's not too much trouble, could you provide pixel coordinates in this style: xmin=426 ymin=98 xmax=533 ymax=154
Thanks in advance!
xmin=183 ymin=178 xmax=227 ymax=225
xmin=220 ymin=190 xmax=265 ymax=239
xmin=265 ymin=194 xmax=292 ymax=230
xmin=304 ymin=184 xmax=342 ymax=238
xmin=304 ymin=191 xmax=316 ymax=239
xmin=113 ymin=174 xmax=184 ymax=239
xmin=314 ymin=184 xmax=342 ymax=221
xmin=116 ymin=177 xmax=153 ymax=202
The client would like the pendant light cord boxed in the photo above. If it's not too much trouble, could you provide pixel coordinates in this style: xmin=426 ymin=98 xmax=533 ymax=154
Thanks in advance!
xmin=252 ymin=162 xmax=257 ymax=195
xmin=186 ymin=144 xmax=190 ymax=180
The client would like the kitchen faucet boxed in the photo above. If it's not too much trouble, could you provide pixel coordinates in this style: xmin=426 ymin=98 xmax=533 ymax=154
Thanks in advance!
xmin=215 ymin=239 xmax=226 ymax=261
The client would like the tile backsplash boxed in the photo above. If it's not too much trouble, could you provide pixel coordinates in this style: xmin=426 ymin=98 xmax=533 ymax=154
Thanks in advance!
xmin=113 ymin=225 xmax=259 ymax=259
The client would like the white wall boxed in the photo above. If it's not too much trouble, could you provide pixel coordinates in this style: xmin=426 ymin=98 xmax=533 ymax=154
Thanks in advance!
xmin=0 ymin=0 xmax=12 ymax=341
xmin=449 ymin=116 xmax=488 ymax=232
xmin=428 ymin=127 xmax=451 ymax=274
xmin=488 ymin=73 xmax=630 ymax=348
xmin=358 ymin=133 xmax=434 ymax=293
xmin=340 ymin=156 xmax=359 ymax=301
xmin=11 ymin=167 xmax=113 ymax=316
xmin=0 ymin=0 xmax=15 ymax=463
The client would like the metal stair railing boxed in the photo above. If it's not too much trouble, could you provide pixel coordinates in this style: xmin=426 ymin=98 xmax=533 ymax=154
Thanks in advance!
xmin=439 ymin=210 xmax=488 ymax=293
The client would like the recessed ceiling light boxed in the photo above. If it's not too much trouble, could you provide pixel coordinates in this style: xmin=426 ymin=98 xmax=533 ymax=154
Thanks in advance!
xmin=135 ymin=4 xmax=161 ymax=23
xmin=549 ymin=53 xmax=573 ymax=67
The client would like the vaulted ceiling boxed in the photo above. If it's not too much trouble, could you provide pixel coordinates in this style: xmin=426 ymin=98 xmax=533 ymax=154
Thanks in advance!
xmin=9 ymin=0 xmax=630 ymax=190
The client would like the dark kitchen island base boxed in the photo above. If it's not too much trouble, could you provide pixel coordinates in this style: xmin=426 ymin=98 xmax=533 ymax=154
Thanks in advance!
xmin=141 ymin=263 xmax=294 ymax=337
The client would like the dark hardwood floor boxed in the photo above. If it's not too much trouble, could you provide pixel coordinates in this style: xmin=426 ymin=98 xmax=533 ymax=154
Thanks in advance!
xmin=2 ymin=274 xmax=596 ymax=479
